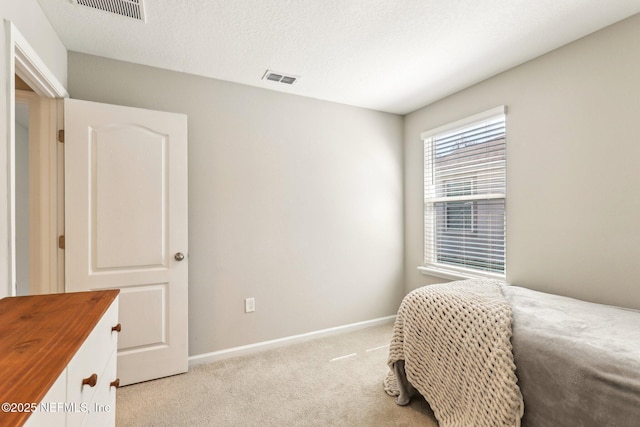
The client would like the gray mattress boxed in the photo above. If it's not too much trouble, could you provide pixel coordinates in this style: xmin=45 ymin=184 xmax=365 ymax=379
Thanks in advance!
xmin=502 ymin=285 xmax=640 ymax=427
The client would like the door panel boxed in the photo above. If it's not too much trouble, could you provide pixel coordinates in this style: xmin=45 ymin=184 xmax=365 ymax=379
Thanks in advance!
xmin=64 ymin=98 xmax=188 ymax=385
xmin=117 ymin=284 xmax=167 ymax=349
xmin=93 ymin=125 xmax=167 ymax=270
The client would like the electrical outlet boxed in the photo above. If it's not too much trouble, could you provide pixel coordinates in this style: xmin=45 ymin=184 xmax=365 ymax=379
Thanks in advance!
xmin=245 ymin=297 xmax=255 ymax=313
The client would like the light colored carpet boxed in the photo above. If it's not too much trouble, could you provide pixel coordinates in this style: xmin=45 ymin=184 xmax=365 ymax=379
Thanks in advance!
xmin=116 ymin=322 xmax=439 ymax=426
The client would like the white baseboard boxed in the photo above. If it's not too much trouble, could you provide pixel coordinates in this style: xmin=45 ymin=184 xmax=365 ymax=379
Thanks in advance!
xmin=188 ymin=315 xmax=396 ymax=368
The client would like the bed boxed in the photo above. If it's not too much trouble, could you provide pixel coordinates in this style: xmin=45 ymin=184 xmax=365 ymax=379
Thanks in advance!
xmin=385 ymin=279 xmax=640 ymax=427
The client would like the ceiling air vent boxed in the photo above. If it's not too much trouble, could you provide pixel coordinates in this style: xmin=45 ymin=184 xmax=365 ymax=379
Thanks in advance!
xmin=71 ymin=0 xmax=146 ymax=21
xmin=262 ymin=70 xmax=299 ymax=85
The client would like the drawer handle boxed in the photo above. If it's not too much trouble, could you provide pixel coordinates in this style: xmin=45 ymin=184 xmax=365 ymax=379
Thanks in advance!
xmin=82 ymin=374 xmax=98 ymax=388
xmin=111 ymin=323 xmax=122 ymax=333
xmin=110 ymin=379 xmax=120 ymax=389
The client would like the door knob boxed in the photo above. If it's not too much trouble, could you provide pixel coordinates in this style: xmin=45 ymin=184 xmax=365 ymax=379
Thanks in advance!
xmin=175 ymin=252 xmax=185 ymax=261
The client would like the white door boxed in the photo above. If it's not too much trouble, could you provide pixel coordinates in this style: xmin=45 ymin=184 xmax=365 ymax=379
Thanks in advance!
xmin=64 ymin=98 xmax=188 ymax=386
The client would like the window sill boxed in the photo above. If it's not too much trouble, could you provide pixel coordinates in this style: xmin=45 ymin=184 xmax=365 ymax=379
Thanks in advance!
xmin=417 ymin=265 xmax=505 ymax=282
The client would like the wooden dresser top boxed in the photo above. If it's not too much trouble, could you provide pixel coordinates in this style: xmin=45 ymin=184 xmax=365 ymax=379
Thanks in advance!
xmin=0 ymin=290 xmax=119 ymax=426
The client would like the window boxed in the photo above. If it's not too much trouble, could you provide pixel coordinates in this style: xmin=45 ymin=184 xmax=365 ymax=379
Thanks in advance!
xmin=422 ymin=106 xmax=506 ymax=277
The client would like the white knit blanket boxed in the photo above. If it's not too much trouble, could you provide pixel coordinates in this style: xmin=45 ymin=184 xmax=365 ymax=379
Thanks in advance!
xmin=384 ymin=279 xmax=524 ymax=427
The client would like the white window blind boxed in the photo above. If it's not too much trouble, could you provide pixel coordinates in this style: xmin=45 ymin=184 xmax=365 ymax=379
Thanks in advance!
xmin=422 ymin=106 xmax=506 ymax=276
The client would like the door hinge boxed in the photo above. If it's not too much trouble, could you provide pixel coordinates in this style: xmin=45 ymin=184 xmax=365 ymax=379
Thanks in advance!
xmin=58 ymin=235 xmax=65 ymax=250
xmin=58 ymin=129 xmax=64 ymax=143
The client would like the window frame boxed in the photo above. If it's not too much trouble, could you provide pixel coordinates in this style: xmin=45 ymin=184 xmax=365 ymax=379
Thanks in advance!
xmin=419 ymin=106 xmax=506 ymax=281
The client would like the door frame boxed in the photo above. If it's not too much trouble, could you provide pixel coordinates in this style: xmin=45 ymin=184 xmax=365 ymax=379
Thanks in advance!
xmin=5 ymin=21 xmax=68 ymax=296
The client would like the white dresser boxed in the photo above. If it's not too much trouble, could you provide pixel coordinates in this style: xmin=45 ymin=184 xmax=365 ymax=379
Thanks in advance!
xmin=0 ymin=290 xmax=120 ymax=427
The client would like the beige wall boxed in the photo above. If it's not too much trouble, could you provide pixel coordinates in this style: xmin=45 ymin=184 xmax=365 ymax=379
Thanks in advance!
xmin=404 ymin=13 xmax=640 ymax=308
xmin=0 ymin=1 xmax=68 ymax=298
xmin=68 ymin=53 xmax=405 ymax=356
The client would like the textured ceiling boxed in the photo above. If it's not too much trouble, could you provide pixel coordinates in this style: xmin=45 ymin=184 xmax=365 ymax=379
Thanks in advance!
xmin=37 ymin=0 xmax=640 ymax=114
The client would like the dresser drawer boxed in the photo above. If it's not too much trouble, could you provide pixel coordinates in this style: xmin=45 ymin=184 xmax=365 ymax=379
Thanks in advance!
xmin=81 ymin=348 xmax=118 ymax=427
xmin=66 ymin=297 xmax=119 ymax=427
